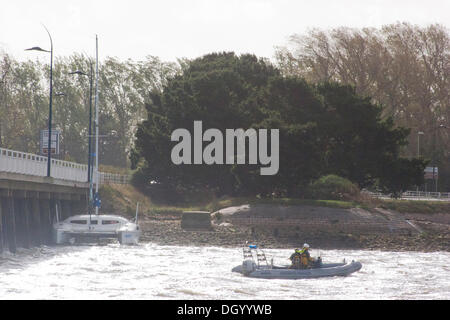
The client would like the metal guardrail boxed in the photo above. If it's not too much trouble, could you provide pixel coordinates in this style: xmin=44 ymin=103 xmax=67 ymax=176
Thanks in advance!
xmin=363 ymin=190 xmax=450 ymax=201
xmin=0 ymin=147 xmax=130 ymax=185
xmin=99 ymin=172 xmax=130 ymax=185
xmin=401 ymin=191 xmax=450 ymax=199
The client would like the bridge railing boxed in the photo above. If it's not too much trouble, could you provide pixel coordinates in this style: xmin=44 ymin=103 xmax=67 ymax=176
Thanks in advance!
xmin=0 ymin=147 xmax=88 ymax=183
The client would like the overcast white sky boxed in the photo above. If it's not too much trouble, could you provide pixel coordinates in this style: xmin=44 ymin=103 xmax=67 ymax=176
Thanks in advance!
xmin=0 ymin=0 xmax=449 ymax=63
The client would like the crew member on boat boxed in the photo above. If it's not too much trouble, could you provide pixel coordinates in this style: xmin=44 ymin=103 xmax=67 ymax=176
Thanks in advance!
xmin=289 ymin=248 xmax=302 ymax=269
xmin=290 ymin=243 xmax=316 ymax=269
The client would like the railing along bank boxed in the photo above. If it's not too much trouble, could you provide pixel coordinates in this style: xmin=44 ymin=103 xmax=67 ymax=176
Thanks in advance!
xmin=99 ymin=172 xmax=130 ymax=185
xmin=0 ymin=147 xmax=129 ymax=184
xmin=363 ymin=190 xmax=450 ymax=201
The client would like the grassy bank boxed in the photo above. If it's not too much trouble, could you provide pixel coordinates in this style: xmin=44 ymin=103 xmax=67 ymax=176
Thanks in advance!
xmin=99 ymin=184 xmax=450 ymax=217
xmin=379 ymin=199 xmax=450 ymax=214
xmin=99 ymin=164 xmax=133 ymax=175
xmin=99 ymin=184 xmax=362 ymax=217
xmin=99 ymin=184 xmax=153 ymax=217
xmin=99 ymin=184 xmax=205 ymax=217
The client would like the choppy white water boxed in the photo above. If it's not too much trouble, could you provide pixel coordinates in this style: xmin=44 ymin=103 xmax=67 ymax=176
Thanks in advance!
xmin=0 ymin=243 xmax=449 ymax=299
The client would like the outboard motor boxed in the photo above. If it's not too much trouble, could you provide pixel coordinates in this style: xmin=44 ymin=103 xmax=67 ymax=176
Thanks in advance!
xmin=242 ymin=259 xmax=256 ymax=275
xmin=313 ymin=256 xmax=322 ymax=268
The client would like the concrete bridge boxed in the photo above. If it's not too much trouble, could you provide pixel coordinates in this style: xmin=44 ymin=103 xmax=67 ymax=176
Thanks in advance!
xmin=0 ymin=147 xmax=91 ymax=254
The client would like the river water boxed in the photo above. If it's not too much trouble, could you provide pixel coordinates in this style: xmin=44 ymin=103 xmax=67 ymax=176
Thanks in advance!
xmin=0 ymin=243 xmax=448 ymax=299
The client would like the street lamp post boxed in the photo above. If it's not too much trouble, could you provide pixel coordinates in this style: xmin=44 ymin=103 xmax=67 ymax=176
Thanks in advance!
xmin=431 ymin=124 xmax=447 ymax=192
xmin=417 ymin=131 xmax=424 ymax=158
xmin=417 ymin=131 xmax=424 ymax=192
xmin=25 ymin=25 xmax=53 ymax=177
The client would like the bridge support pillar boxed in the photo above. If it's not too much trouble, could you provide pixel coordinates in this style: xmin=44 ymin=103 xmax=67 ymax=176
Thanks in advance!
xmin=22 ymin=199 xmax=32 ymax=249
xmin=50 ymin=199 xmax=57 ymax=244
xmin=14 ymin=198 xmax=24 ymax=248
xmin=13 ymin=194 xmax=31 ymax=249
xmin=39 ymin=198 xmax=52 ymax=245
xmin=2 ymin=196 xmax=17 ymax=253
xmin=31 ymin=198 xmax=42 ymax=246
xmin=60 ymin=200 xmax=72 ymax=220
xmin=55 ymin=199 xmax=63 ymax=221
xmin=0 ymin=198 xmax=3 ymax=254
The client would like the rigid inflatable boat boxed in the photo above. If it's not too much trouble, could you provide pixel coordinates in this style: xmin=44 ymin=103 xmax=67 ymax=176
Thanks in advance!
xmin=232 ymin=244 xmax=362 ymax=279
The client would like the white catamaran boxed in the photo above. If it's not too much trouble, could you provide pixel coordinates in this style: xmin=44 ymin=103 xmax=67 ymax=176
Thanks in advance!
xmin=52 ymin=35 xmax=140 ymax=245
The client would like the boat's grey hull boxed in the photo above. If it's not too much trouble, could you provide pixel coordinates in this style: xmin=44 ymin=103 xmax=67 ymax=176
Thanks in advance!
xmin=232 ymin=261 xmax=362 ymax=279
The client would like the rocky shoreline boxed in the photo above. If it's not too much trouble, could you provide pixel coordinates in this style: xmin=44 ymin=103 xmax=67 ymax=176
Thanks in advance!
xmin=139 ymin=213 xmax=450 ymax=252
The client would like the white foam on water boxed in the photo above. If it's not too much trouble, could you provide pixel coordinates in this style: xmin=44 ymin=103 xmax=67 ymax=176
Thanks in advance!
xmin=0 ymin=244 xmax=449 ymax=299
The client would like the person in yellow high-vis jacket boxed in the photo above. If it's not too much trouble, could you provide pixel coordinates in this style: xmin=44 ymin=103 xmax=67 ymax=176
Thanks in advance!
xmin=290 ymin=244 xmax=316 ymax=269
xmin=301 ymin=244 xmax=313 ymax=268
xmin=289 ymin=248 xmax=302 ymax=269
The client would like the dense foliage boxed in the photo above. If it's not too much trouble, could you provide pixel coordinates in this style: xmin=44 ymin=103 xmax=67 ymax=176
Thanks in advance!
xmin=306 ymin=175 xmax=360 ymax=201
xmin=2 ymin=22 xmax=443 ymax=197
xmin=132 ymin=52 xmax=427 ymax=201
xmin=276 ymin=22 xmax=449 ymax=190
xmin=0 ymin=53 xmax=177 ymax=167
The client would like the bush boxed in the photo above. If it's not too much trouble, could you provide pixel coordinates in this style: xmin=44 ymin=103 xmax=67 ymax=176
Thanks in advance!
xmin=306 ymin=175 xmax=360 ymax=200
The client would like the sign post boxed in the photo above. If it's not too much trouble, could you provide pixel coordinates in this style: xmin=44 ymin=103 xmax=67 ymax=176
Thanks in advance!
xmin=424 ymin=166 xmax=438 ymax=192
xmin=40 ymin=129 xmax=60 ymax=156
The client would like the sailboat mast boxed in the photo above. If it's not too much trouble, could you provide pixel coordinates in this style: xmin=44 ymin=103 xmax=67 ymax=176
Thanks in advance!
xmin=94 ymin=35 xmax=100 ymax=215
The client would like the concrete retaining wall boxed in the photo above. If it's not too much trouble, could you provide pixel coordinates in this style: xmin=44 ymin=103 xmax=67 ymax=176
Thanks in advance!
xmin=181 ymin=211 xmax=212 ymax=230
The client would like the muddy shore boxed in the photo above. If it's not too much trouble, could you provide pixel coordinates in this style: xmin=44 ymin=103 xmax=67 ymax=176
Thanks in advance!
xmin=139 ymin=212 xmax=450 ymax=252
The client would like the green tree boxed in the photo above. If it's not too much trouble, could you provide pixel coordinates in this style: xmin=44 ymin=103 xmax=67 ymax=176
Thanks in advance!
xmin=132 ymin=52 xmax=280 ymax=201
xmin=132 ymin=52 xmax=426 ymax=201
xmin=52 ymin=54 xmax=91 ymax=162
xmin=314 ymin=82 xmax=421 ymax=187
xmin=0 ymin=55 xmax=47 ymax=152
xmin=378 ymin=158 xmax=427 ymax=197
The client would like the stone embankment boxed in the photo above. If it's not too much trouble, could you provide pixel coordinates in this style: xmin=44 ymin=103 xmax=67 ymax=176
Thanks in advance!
xmin=139 ymin=204 xmax=450 ymax=252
